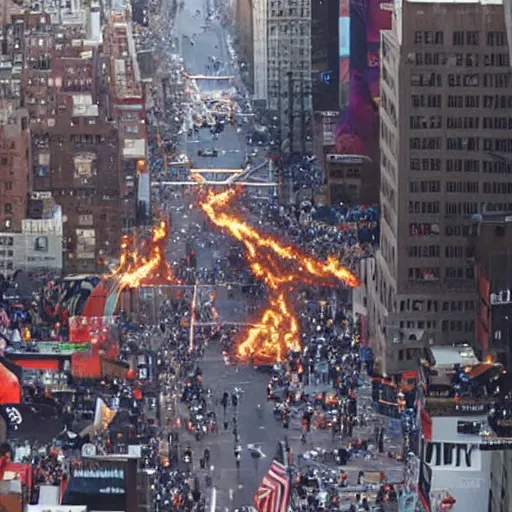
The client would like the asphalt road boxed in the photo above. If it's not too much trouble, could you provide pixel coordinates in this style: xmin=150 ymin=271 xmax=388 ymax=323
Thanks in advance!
xmin=174 ymin=0 xmax=248 ymax=173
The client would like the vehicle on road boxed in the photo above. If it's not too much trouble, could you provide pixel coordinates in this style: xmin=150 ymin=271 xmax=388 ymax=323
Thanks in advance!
xmin=198 ymin=148 xmax=219 ymax=157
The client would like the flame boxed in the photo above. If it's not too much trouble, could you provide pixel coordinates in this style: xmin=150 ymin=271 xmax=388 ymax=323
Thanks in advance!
xmin=200 ymin=188 xmax=360 ymax=363
xmin=112 ymin=220 xmax=178 ymax=290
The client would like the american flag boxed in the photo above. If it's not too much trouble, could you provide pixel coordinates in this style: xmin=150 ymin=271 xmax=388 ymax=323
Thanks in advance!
xmin=254 ymin=443 xmax=291 ymax=512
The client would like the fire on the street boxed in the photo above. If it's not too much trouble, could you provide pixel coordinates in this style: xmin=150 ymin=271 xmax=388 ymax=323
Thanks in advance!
xmin=200 ymin=188 xmax=360 ymax=364
xmin=112 ymin=220 xmax=178 ymax=289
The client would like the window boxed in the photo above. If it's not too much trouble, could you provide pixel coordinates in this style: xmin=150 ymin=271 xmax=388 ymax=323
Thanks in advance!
xmin=446 ymin=137 xmax=479 ymax=151
xmin=466 ymin=31 xmax=479 ymax=45
xmin=409 ymin=116 xmax=442 ymax=129
xmin=453 ymin=31 xmax=464 ymax=45
xmin=4 ymin=182 xmax=12 ymax=191
xmin=483 ymin=54 xmax=509 ymax=67
xmin=411 ymin=95 xmax=442 ymax=108
xmin=465 ymin=95 xmax=479 ymax=107
xmin=483 ymin=117 xmax=512 ymax=130
xmin=487 ymin=31 xmax=507 ymax=46
xmin=483 ymin=73 xmax=510 ymax=88
xmin=410 ymin=73 xmax=442 ymax=87
xmin=409 ymin=223 xmax=439 ymax=237
xmin=445 ymin=246 xmax=464 ymax=258
xmin=483 ymin=182 xmax=512 ymax=194
xmin=445 ymin=225 xmax=471 ymax=237
xmin=447 ymin=117 xmax=480 ymax=130
xmin=4 ymin=203 xmax=12 ymax=215
xmin=408 ymin=267 xmax=440 ymax=281
xmin=408 ymin=201 xmax=439 ymax=214
xmin=446 ymin=267 xmax=464 ymax=279
xmin=447 ymin=96 xmax=463 ymax=108
xmin=445 ymin=202 xmax=479 ymax=215
xmin=407 ymin=245 xmax=440 ymax=258
xmin=411 ymin=158 xmax=441 ymax=172
xmin=416 ymin=31 xmax=443 ymax=45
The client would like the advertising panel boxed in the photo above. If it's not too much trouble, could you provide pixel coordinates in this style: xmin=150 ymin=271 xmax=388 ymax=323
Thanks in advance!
xmin=0 ymin=404 xmax=63 ymax=444
xmin=20 ymin=234 xmax=63 ymax=270
xmin=335 ymin=0 xmax=391 ymax=160
xmin=63 ymin=459 xmax=137 ymax=512
xmin=69 ymin=316 xmax=119 ymax=379
xmin=339 ymin=0 xmax=350 ymax=90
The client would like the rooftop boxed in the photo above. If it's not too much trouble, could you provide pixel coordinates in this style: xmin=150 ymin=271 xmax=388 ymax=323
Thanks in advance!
xmin=105 ymin=22 xmax=143 ymax=100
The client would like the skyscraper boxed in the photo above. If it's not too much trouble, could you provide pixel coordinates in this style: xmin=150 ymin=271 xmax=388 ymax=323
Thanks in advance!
xmin=368 ymin=0 xmax=512 ymax=375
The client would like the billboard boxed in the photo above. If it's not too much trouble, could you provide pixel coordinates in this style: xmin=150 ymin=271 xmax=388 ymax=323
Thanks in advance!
xmin=335 ymin=0 xmax=392 ymax=159
xmin=62 ymin=459 xmax=138 ymax=512
xmin=339 ymin=0 xmax=350 ymax=98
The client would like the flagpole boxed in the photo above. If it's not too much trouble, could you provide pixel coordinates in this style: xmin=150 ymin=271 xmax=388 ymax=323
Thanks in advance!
xmin=282 ymin=438 xmax=296 ymax=511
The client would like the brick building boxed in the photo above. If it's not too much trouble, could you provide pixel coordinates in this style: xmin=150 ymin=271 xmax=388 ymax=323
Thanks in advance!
xmin=0 ymin=10 xmax=30 ymax=233
xmin=21 ymin=16 xmax=123 ymax=273
xmin=103 ymin=16 xmax=148 ymax=229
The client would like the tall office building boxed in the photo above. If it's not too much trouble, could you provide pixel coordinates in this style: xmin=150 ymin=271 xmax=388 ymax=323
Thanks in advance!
xmin=267 ymin=0 xmax=313 ymax=154
xmin=368 ymin=0 xmax=512 ymax=375
xmin=311 ymin=0 xmax=339 ymax=112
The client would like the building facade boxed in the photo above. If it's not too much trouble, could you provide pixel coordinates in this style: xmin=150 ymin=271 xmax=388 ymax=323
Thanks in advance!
xmin=252 ymin=0 xmax=268 ymax=106
xmin=267 ymin=0 xmax=312 ymax=154
xmin=369 ymin=0 xmax=512 ymax=375
xmin=103 ymin=16 xmax=148 ymax=229
xmin=472 ymin=215 xmax=512 ymax=369
xmin=235 ymin=0 xmax=254 ymax=92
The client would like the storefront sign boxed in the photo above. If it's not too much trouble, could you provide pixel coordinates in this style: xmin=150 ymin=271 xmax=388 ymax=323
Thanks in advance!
xmin=326 ymin=154 xmax=365 ymax=165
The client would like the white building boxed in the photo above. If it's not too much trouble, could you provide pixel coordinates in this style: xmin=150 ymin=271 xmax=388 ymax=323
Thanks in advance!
xmin=419 ymin=346 xmax=497 ymax=512
xmin=0 ymin=217 xmax=63 ymax=276
xmin=252 ymin=0 xmax=268 ymax=104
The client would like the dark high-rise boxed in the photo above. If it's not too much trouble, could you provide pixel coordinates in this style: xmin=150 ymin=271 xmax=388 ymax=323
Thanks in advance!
xmin=311 ymin=0 xmax=339 ymax=111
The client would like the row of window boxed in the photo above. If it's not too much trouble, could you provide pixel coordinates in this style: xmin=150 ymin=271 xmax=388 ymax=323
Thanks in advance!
xmin=410 ymin=116 xmax=512 ymax=131
xmin=399 ymin=298 xmax=439 ymax=313
xmin=407 ymin=245 xmax=440 ymax=258
xmin=409 ymin=181 xmax=440 ymax=193
xmin=410 ymin=137 xmax=512 ymax=153
xmin=408 ymin=201 xmax=485 ymax=216
xmin=442 ymin=321 xmax=475 ymax=333
xmin=414 ymin=30 xmax=506 ymax=47
xmin=410 ymin=159 xmax=512 ymax=175
xmin=408 ymin=201 xmax=439 ymax=214
xmin=413 ymin=52 xmax=508 ymax=68
xmin=407 ymin=245 xmax=473 ymax=259
xmin=409 ymin=223 xmax=473 ymax=238
xmin=447 ymin=95 xmax=512 ymax=109
xmin=408 ymin=267 xmax=474 ymax=281
xmin=445 ymin=181 xmax=479 ymax=193
xmin=411 ymin=94 xmax=512 ymax=110
xmin=410 ymin=73 xmax=510 ymax=88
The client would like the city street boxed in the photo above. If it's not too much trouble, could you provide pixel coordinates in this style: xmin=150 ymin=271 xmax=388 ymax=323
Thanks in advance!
xmin=157 ymin=1 xmax=404 ymax=510
xmin=174 ymin=0 xmax=251 ymax=172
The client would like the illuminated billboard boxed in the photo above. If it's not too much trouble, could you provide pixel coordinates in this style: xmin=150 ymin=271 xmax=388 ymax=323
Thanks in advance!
xmin=335 ymin=0 xmax=391 ymax=159
xmin=339 ymin=0 xmax=350 ymax=100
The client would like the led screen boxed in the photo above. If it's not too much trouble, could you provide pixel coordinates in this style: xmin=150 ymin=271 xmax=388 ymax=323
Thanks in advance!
xmin=335 ymin=0 xmax=391 ymax=160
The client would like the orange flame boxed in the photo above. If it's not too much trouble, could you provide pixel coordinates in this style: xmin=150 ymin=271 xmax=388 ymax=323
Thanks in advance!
xmin=200 ymin=188 xmax=360 ymax=363
xmin=112 ymin=220 xmax=178 ymax=289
